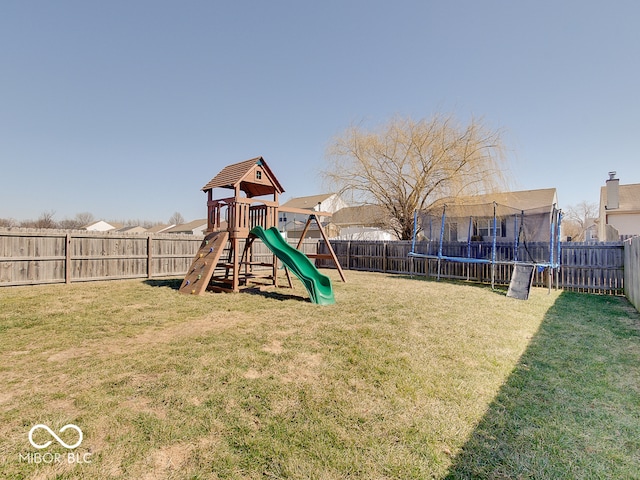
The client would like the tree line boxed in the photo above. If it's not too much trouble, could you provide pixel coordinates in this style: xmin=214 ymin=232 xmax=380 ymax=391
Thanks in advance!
xmin=0 ymin=211 xmax=186 ymax=230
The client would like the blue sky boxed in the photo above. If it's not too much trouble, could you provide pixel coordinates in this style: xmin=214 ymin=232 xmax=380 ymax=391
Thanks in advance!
xmin=1 ymin=1 xmax=639 ymax=223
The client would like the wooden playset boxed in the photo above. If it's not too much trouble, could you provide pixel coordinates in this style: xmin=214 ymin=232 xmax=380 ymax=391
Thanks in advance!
xmin=179 ymin=157 xmax=344 ymax=302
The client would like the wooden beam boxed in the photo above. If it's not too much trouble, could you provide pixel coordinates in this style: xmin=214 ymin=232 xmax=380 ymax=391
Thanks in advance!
xmin=292 ymin=214 xmax=346 ymax=283
xmin=315 ymin=216 xmax=346 ymax=282
xmin=295 ymin=216 xmax=314 ymax=248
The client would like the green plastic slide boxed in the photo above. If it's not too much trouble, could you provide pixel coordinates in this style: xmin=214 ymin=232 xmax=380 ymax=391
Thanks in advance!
xmin=250 ymin=226 xmax=335 ymax=305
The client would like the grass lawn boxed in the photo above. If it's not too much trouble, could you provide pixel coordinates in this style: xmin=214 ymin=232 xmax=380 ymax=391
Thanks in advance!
xmin=0 ymin=270 xmax=639 ymax=479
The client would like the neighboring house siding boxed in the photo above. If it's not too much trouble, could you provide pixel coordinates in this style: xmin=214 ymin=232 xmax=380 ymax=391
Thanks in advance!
xmin=320 ymin=195 xmax=349 ymax=214
xmin=606 ymin=212 xmax=640 ymax=237
xmin=330 ymin=205 xmax=397 ymax=240
xmin=598 ymin=177 xmax=640 ymax=240
xmin=333 ymin=227 xmax=396 ymax=241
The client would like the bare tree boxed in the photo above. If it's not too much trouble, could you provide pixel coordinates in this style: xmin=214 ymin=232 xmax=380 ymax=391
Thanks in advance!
xmin=0 ymin=217 xmax=17 ymax=228
xmin=22 ymin=211 xmax=57 ymax=229
xmin=323 ymin=114 xmax=510 ymax=239
xmin=57 ymin=219 xmax=78 ymax=229
xmin=58 ymin=212 xmax=95 ymax=230
xmin=563 ymin=201 xmax=598 ymax=241
xmin=75 ymin=212 xmax=95 ymax=227
xmin=169 ymin=212 xmax=185 ymax=225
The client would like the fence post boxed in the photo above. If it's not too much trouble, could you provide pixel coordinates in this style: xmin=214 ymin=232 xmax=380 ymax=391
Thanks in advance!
xmin=65 ymin=233 xmax=72 ymax=284
xmin=383 ymin=241 xmax=387 ymax=272
xmin=147 ymin=235 xmax=153 ymax=279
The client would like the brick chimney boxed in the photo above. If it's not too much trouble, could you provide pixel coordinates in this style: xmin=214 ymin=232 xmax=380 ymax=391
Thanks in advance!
xmin=606 ymin=171 xmax=619 ymax=210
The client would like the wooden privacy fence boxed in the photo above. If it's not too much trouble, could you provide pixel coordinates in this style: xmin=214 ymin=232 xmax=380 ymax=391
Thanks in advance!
xmin=0 ymin=229 xmax=321 ymax=287
xmin=317 ymin=240 xmax=626 ymax=295
xmin=0 ymin=230 xmax=629 ymax=297
xmin=0 ymin=229 xmax=203 ymax=286
xmin=624 ymin=236 xmax=640 ymax=310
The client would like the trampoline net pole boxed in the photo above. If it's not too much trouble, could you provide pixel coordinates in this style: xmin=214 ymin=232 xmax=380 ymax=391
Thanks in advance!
xmin=437 ymin=205 xmax=446 ymax=281
xmin=491 ymin=202 xmax=497 ymax=289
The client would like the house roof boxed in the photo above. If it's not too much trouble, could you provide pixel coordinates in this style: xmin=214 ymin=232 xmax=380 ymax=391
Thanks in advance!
xmin=145 ymin=224 xmax=174 ymax=234
xmin=599 ymin=183 xmax=640 ymax=212
xmin=201 ymin=157 xmax=284 ymax=198
xmin=83 ymin=220 xmax=123 ymax=230
xmin=431 ymin=188 xmax=558 ymax=217
xmin=331 ymin=205 xmax=387 ymax=226
xmin=164 ymin=219 xmax=208 ymax=233
xmin=281 ymin=193 xmax=335 ymax=210
xmin=116 ymin=226 xmax=147 ymax=233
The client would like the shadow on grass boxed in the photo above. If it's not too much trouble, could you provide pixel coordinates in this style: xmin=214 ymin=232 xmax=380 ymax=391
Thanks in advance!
xmin=243 ymin=287 xmax=310 ymax=303
xmin=445 ymin=291 xmax=640 ymax=479
xmin=144 ymin=278 xmax=182 ymax=290
xmin=144 ymin=278 xmax=310 ymax=302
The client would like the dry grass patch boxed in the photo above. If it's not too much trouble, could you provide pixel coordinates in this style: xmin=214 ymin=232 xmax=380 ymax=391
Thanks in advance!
xmin=0 ymin=271 xmax=638 ymax=479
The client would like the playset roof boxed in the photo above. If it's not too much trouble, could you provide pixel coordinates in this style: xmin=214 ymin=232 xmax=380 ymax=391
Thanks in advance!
xmin=201 ymin=156 xmax=284 ymax=198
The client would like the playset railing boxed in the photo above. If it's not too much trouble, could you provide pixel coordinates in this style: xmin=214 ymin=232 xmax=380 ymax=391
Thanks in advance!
xmin=207 ymin=197 xmax=278 ymax=236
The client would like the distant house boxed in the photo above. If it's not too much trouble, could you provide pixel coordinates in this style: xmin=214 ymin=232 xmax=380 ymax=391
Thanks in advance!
xmin=598 ymin=172 xmax=640 ymax=240
xmin=584 ymin=219 xmax=599 ymax=242
xmin=115 ymin=226 xmax=147 ymax=234
xmin=279 ymin=193 xmax=347 ymax=240
xmin=281 ymin=219 xmax=340 ymax=241
xmin=164 ymin=219 xmax=208 ymax=235
xmin=145 ymin=224 xmax=175 ymax=234
xmin=422 ymin=188 xmax=559 ymax=243
xmin=280 ymin=193 xmax=348 ymax=214
xmin=83 ymin=220 xmax=122 ymax=232
xmin=329 ymin=205 xmax=397 ymax=240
